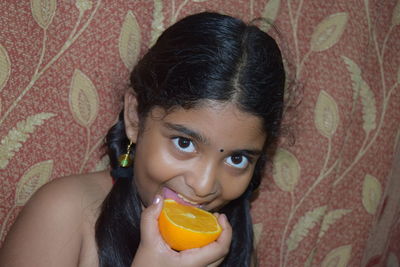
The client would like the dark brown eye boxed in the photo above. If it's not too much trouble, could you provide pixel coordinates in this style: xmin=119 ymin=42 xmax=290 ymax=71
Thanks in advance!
xmin=231 ymin=155 xmax=243 ymax=164
xmin=172 ymin=137 xmax=196 ymax=152
xmin=226 ymin=154 xmax=249 ymax=169
xmin=178 ymin=137 xmax=191 ymax=148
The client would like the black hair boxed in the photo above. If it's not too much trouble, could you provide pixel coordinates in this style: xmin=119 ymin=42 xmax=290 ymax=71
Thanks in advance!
xmin=95 ymin=12 xmax=285 ymax=267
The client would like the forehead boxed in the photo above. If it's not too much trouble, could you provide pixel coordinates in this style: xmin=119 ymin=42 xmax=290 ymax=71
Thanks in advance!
xmin=149 ymin=102 xmax=266 ymax=147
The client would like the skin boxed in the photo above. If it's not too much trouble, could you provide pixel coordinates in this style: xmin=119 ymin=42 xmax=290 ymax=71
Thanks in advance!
xmin=0 ymin=92 xmax=266 ymax=267
xmin=125 ymin=92 xmax=267 ymax=266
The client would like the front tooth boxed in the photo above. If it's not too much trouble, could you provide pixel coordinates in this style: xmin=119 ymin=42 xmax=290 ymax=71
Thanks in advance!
xmin=178 ymin=193 xmax=198 ymax=205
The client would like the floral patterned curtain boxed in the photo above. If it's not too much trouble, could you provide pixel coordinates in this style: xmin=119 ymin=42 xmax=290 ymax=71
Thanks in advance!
xmin=1 ymin=0 xmax=399 ymax=266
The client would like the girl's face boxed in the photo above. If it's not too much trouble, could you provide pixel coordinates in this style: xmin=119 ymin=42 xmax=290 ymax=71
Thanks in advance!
xmin=132 ymin=102 xmax=266 ymax=211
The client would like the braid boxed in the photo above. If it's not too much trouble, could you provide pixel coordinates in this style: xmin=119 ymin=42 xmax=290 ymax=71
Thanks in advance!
xmin=105 ymin=111 xmax=130 ymax=169
xmin=95 ymin=110 xmax=142 ymax=267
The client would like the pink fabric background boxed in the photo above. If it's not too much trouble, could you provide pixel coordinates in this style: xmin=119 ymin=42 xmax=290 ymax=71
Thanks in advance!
xmin=1 ymin=0 xmax=399 ymax=266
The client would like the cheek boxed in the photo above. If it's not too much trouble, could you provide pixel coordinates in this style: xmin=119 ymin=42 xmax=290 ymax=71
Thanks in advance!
xmin=220 ymin=175 xmax=253 ymax=201
xmin=210 ymin=175 xmax=252 ymax=211
xmin=133 ymin=135 xmax=181 ymax=203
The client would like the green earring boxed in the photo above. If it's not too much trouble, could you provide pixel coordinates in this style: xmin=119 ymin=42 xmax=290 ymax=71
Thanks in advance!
xmin=118 ymin=140 xmax=133 ymax=167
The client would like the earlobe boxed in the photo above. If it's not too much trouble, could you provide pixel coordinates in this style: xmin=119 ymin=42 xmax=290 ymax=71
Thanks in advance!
xmin=123 ymin=91 xmax=139 ymax=143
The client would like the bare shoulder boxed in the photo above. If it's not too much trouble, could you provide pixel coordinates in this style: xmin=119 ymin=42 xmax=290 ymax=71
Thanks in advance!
xmin=49 ymin=170 xmax=114 ymax=211
xmin=0 ymin=170 xmax=112 ymax=266
xmin=17 ymin=170 xmax=113 ymax=225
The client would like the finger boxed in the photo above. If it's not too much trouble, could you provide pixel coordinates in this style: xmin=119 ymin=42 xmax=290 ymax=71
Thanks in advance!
xmin=208 ymin=257 xmax=225 ymax=267
xmin=214 ymin=214 xmax=232 ymax=248
xmin=179 ymin=214 xmax=232 ymax=265
xmin=140 ymin=195 xmax=164 ymax=242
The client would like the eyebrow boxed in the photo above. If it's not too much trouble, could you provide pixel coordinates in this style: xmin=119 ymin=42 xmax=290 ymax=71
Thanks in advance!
xmin=232 ymin=149 xmax=263 ymax=157
xmin=163 ymin=122 xmax=209 ymax=145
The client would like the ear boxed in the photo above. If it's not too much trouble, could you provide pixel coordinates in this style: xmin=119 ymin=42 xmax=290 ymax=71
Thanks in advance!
xmin=124 ymin=91 xmax=139 ymax=143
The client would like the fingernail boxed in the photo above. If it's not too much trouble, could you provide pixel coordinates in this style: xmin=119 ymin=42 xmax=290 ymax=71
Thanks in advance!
xmin=220 ymin=214 xmax=227 ymax=221
xmin=153 ymin=194 xmax=161 ymax=205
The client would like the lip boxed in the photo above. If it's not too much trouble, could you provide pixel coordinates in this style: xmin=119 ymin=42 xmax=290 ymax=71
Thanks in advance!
xmin=177 ymin=193 xmax=201 ymax=206
xmin=162 ymin=187 xmax=206 ymax=209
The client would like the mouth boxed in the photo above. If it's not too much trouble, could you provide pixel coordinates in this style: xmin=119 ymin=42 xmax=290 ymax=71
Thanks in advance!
xmin=162 ymin=187 xmax=205 ymax=209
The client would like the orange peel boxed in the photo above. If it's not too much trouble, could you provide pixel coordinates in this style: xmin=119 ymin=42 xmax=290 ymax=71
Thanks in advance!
xmin=158 ymin=199 xmax=222 ymax=251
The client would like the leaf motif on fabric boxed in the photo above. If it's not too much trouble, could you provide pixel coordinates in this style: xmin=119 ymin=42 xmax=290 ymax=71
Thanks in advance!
xmin=362 ymin=174 xmax=382 ymax=214
xmin=342 ymin=56 xmax=362 ymax=103
xmin=321 ymin=244 xmax=352 ymax=267
xmin=304 ymin=247 xmax=317 ymax=267
xmin=31 ymin=0 xmax=57 ymax=29
xmin=0 ymin=44 xmax=11 ymax=92
xmin=260 ymin=0 xmax=281 ymax=32
xmin=311 ymin=12 xmax=348 ymax=52
xmin=92 ymin=155 xmax=110 ymax=172
xmin=286 ymin=206 xmax=327 ymax=252
xmin=75 ymin=0 xmax=92 ymax=13
xmin=0 ymin=113 xmax=55 ymax=169
xmin=392 ymin=1 xmax=400 ymax=26
xmin=387 ymin=252 xmax=400 ymax=267
xmin=314 ymin=90 xmax=339 ymax=138
xmin=341 ymin=56 xmax=376 ymax=133
xmin=359 ymin=80 xmax=376 ymax=133
xmin=69 ymin=69 xmax=99 ymax=127
xmin=15 ymin=160 xmax=53 ymax=206
xmin=119 ymin=10 xmax=141 ymax=71
xmin=272 ymin=148 xmax=300 ymax=192
xmin=150 ymin=0 xmax=164 ymax=46
xmin=318 ymin=209 xmax=352 ymax=239
xmin=253 ymin=223 xmax=263 ymax=249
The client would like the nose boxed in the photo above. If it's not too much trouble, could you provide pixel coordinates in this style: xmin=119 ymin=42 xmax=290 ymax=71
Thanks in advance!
xmin=185 ymin=160 xmax=219 ymax=198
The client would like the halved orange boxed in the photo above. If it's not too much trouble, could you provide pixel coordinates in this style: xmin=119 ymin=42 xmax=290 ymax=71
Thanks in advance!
xmin=158 ymin=199 xmax=222 ymax=251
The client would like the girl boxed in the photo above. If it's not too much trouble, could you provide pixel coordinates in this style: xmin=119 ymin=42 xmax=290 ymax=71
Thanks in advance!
xmin=0 ymin=12 xmax=285 ymax=267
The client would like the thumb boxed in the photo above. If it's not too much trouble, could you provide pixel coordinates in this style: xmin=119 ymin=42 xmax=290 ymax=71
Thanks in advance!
xmin=140 ymin=195 xmax=164 ymax=241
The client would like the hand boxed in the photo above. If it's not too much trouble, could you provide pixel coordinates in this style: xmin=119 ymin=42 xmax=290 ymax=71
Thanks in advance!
xmin=131 ymin=195 xmax=232 ymax=267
